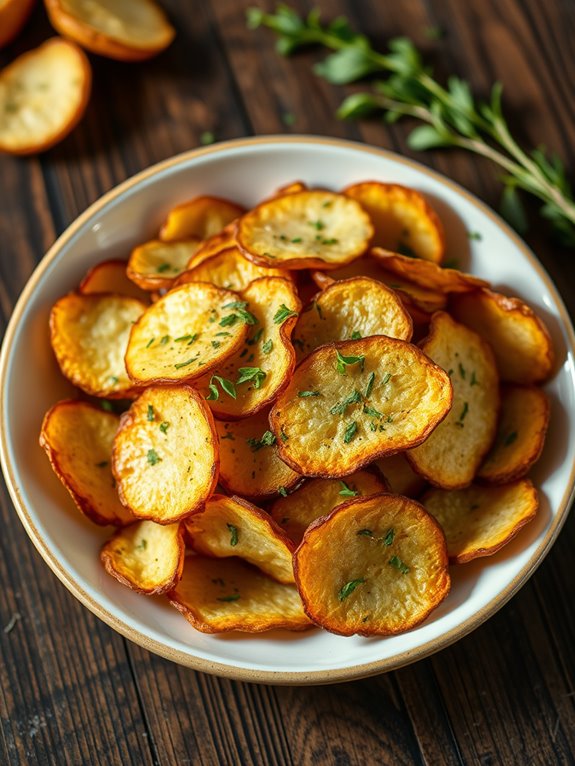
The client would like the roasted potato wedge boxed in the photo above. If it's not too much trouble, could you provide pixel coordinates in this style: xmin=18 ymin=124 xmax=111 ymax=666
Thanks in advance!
xmin=175 ymin=246 xmax=290 ymax=293
xmin=79 ymin=259 xmax=149 ymax=301
xmin=40 ymin=400 xmax=134 ymax=526
xmin=216 ymin=410 xmax=301 ymax=498
xmin=374 ymin=453 xmax=426 ymax=498
xmin=159 ymin=196 xmax=244 ymax=242
xmin=270 ymin=337 xmax=452 ymax=477
xmin=408 ymin=312 xmax=499 ymax=489
xmin=422 ymin=480 xmax=538 ymax=563
xmin=50 ymin=292 xmax=146 ymax=398
xmin=293 ymin=276 xmax=412 ymax=360
xmin=186 ymin=494 xmax=296 ymax=584
xmin=478 ymin=385 xmax=550 ymax=484
xmin=195 ymin=277 xmax=300 ymax=418
xmin=269 ymin=470 xmax=388 ymax=545
xmin=127 ymin=239 xmax=201 ymax=290
xmin=344 ymin=182 xmax=445 ymax=263
xmin=0 ymin=0 xmax=35 ymax=49
xmin=450 ymin=288 xmax=554 ymax=383
xmin=112 ymin=385 xmax=218 ymax=524
xmin=125 ymin=282 xmax=248 ymax=385
xmin=237 ymin=190 xmax=373 ymax=270
xmin=371 ymin=248 xmax=488 ymax=292
xmin=101 ymin=520 xmax=184 ymax=594
xmin=169 ymin=555 xmax=312 ymax=633
xmin=294 ymin=493 xmax=450 ymax=636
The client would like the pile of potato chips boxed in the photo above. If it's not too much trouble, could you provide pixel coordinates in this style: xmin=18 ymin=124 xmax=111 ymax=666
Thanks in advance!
xmin=40 ymin=180 xmax=553 ymax=636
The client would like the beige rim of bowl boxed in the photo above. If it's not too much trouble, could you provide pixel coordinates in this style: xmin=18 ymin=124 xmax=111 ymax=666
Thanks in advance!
xmin=1 ymin=135 xmax=574 ymax=685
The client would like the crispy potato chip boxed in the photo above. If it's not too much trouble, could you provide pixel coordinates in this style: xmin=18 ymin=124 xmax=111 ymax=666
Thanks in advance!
xmin=112 ymin=385 xmax=218 ymax=523
xmin=79 ymin=258 xmax=150 ymax=301
xmin=371 ymin=248 xmax=488 ymax=292
xmin=407 ymin=312 xmax=499 ymax=489
xmin=50 ymin=292 xmax=146 ymax=398
xmin=101 ymin=520 xmax=184 ymax=594
xmin=127 ymin=239 xmax=202 ymax=291
xmin=270 ymin=337 xmax=452 ymax=477
xmin=237 ymin=190 xmax=373 ymax=270
xmin=159 ymin=196 xmax=244 ymax=242
xmin=0 ymin=37 xmax=91 ymax=155
xmin=215 ymin=409 xmax=301 ymax=498
xmin=450 ymin=289 xmax=554 ymax=383
xmin=195 ymin=277 xmax=300 ymax=418
xmin=44 ymin=0 xmax=175 ymax=61
xmin=274 ymin=181 xmax=308 ymax=197
xmin=477 ymin=385 xmax=550 ymax=484
xmin=374 ymin=453 xmax=426 ymax=497
xmin=186 ymin=494 xmax=295 ymax=583
xmin=294 ymin=493 xmax=450 ymax=636
xmin=40 ymin=400 xmax=134 ymax=526
xmin=293 ymin=277 xmax=412 ymax=361
xmin=269 ymin=470 xmax=388 ymax=545
xmin=185 ymin=225 xmax=237 ymax=270
xmin=125 ymin=282 xmax=248 ymax=385
xmin=422 ymin=480 xmax=538 ymax=563
xmin=0 ymin=0 xmax=35 ymax=49
xmin=169 ymin=555 xmax=312 ymax=633
xmin=344 ymin=182 xmax=445 ymax=263
xmin=175 ymin=246 xmax=290 ymax=293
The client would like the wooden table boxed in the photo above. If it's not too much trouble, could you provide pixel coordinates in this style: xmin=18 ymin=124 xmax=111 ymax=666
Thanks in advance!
xmin=1 ymin=1 xmax=574 ymax=763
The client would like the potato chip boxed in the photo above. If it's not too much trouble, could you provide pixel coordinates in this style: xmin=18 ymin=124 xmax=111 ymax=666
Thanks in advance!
xmin=478 ymin=385 xmax=550 ymax=484
xmin=127 ymin=239 xmax=202 ymax=290
xmin=40 ymin=400 xmax=134 ymax=526
xmin=175 ymin=246 xmax=290 ymax=293
xmin=215 ymin=410 xmax=301 ymax=498
xmin=44 ymin=0 xmax=175 ymax=61
xmin=294 ymin=493 xmax=450 ymax=636
xmin=186 ymin=494 xmax=295 ymax=583
xmin=270 ymin=336 xmax=452 ymax=477
xmin=450 ymin=288 xmax=554 ymax=383
xmin=374 ymin=453 xmax=426 ymax=497
xmin=79 ymin=259 xmax=150 ymax=301
xmin=0 ymin=37 xmax=91 ymax=155
xmin=0 ymin=0 xmax=35 ymax=49
xmin=125 ymin=282 xmax=249 ymax=385
xmin=168 ymin=555 xmax=312 ymax=633
xmin=101 ymin=520 xmax=184 ymax=594
xmin=408 ymin=312 xmax=499 ymax=489
xmin=422 ymin=480 xmax=538 ymax=563
xmin=292 ymin=276 xmax=412 ymax=361
xmin=269 ymin=470 xmax=388 ymax=545
xmin=273 ymin=181 xmax=308 ymax=197
xmin=371 ymin=248 xmax=488 ymax=292
xmin=112 ymin=385 xmax=218 ymax=523
xmin=344 ymin=182 xmax=445 ymax=263
xmin=186 ymin=225 xmax=237 ymax=270
xmin=237 ymin=190 xmax=373 ymax=270
xmin=159 ymin=196 xmax=244 ymax=242
xmin=194 ymin=277 xmax=300 ymax=418
xmin=50 ymin=292 xmax=146 ymax=398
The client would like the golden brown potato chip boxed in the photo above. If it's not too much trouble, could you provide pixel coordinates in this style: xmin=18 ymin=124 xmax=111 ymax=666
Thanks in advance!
xmin=39 ymin=400 xmax=134 ymax=526
xmin=174 ymin=246 xmax=290 ymax=293
xmin=44 ymin=0 xmax=175 ymax=61
xmin=371 ymin=248 xmax=488 ymax=292
xmin=450 ymin=289 xmax=555 ymax=384
xmin=374 ymin=453 xmax=426 ymax=497
xmin=79 ymin=259 xmax=150 ymax=301
xmin=50 ymin=292 xmax=146 ymax=398
xmin=294 ymin=493 xmax=450 ymax=636
xmin=101 ymin=520 xmax=184 ymax=594
xmin=168 ymin=555 xmax=312 ymax=633
xmin=159 ymin=196 xmax=244 ymax=242
xmin=112 ymin=386 xmax=218 ymax=524
xmin=0 ymin=37 xmax=91 ymax=155
xmin=270 ymin=337 xmax=452 ymax=477
xmin=215 ymin=410 xmax=301 ymax=498
xmin=186 ymin=494 xmax=295 ymax=583
xmin=344 ymin=182 xmax=444 ymax=263
xmin=422 ymin=480 xmax=538 ymax=563
xmin=293 ymin=277 xmax=412 ymax=361
xmin=477 ymin=385 xmax=550 ymax=484
xmin=407 ymin=312 xmax=499 ymax=489
xmin=237 ymin=190 xmax=373 ymax=270
xmin=185 ymin=225 xmax=237 ymax=270
xmin=125 ymin=282 xmax=249 ymax=385
xmin=127 ymin=239 xmax=202 ymax=291
xmin=0 ymin=0 xmax=35 ymax=49
xmin=195 ymin=277 xmax=300 ymax=418
xmin=269 ymin=470 xmax=388 ymax=545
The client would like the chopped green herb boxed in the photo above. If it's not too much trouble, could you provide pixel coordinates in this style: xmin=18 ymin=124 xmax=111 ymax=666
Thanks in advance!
xmin=156 ymin=263 xmax=171 ymax=273
xmin=389 ymin=555 xmax=409 ymax=574
xmin=383 ymin=528 xmax=395 ymax=546
xmin=298 ymin=390 xmax=321 ymax=398
xmin=236 ymin=366 xmax=267 ymax=389
xmin=247 ymin=328 xmax=264 ymax=345
xmin=282 ymin=111 xmax=296 ymax=126
xmin=280 ymin=429 xmax=288 ymax=442
xmin=159 ymin=335 xmax=170 ymax=345
xmin=314 ymin=301 xmax=324 ymax=319
xmin=147 ymin=404 xmax=155 ymax=421
xmin=215 ymin=331 xmax=232 ymax=338
xmin=174 ymin=356 xmax=198 ymax=369
xmin=262 ymin=338 xmax=273 ymax=354
xmin=101 ymin=401 xmax=114 ymax=412
xmin=363 ymin=405 xmax=383 ymax=419
xmin=339 ymin=481 xmax=358 ymax=497
xmin=351 ymin=330 xmax=362 ymax=340
xmin=217 ymin=594 xmax=241 ymax=602
xmin=147 ymin=449 xmax=161 ymax=466
xmin=211 ymin=340 xmax=221 ymax=349
xmin=206 ymin=375 xmax=237 ymax=400
xmin=322 ymin=200 xmax=333 ymax=208
xmin=246 ymin=430 xmax=277 ymax=452
xmin=458 ymin=401 xmax=469 ymax=423
xmin=200 ymin=130 xmax=215 ymax=145
xmin=95 ymin=460 xmax=109 ymax=468
xmin=159 ymin=421 xmax=169 ymax=434
xmin=468 ymin=231 xmax=483 ymax=241
xmin=321 ymin=237 xmax=339 ymax=245
xmin=504 ymin=431 xmax=518 ymax=446
xmin=273 ymin=304 xmax=298 ymax=324
xmin=330 ymin=390 xmax=362 ymax=415
xmin=175 ymin=334 xmax=198 ymax=345
xmin=343 ymin=421 xmax=358 ymax=443
xmin=336 ymin=350 xmax=365 ymax=375
xmin=470 ymin=371 xmax=478 ymax=386
xmin=291 ymin=237 xmax=302 ymax=243
xmin=381 ymin=372 xmax=392 ymax=385
xmin=145 ymin=338 xmax=155 ymax=349
xmin=278 ymin=486 xmax=288 ymax=497
xmin=338 ymin=578 xmax=366 ymax=601
xmin=227 ymin=523 xmax=239 ymax=546
xmin=135 ymin=538 xmax=148 ymax=551
xmin=357 ymin=528 xmax=373 ymax=537
xmin=364 ymin=371 xmax=375 ymax=398
xmin=308 ymin=219 xmax=325 ymax=230
xmin=369 ymin=422 xmax=377 ymax=432
xmin=458 ymin=363 xmax=466 ymax=380
xmin=108 ymin=375 xmax=119 ymax=385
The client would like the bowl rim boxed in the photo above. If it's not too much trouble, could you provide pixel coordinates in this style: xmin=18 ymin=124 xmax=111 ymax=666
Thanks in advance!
xmin=1 ymin=134 xmax=574 ymax=685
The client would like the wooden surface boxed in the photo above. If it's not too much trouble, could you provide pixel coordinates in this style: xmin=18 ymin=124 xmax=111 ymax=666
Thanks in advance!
xmin=1 ymin=1 xmax=574 ymax=764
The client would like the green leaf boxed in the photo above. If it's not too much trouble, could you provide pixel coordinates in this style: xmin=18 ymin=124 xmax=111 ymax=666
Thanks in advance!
xmin=338 ymin=578 xmax=366 ymax=601
xmin=227 ymin=523 xmax=239 ymax=547
xmin=337 ymin=92 xmax=381 ymax=121
xmin=273 ymin=304 xmax=298 ymax=324
xmin=245 ymin=7 xmax=265 ymax=29
xmin=385 ymin=37 xmax=423 ymax=76
xmin=500 ymin=185 xmax=528 ymax=234
xmin=335 ymin=350 xmax=365 ymax=374
xmin=407 ymin=125 xmax=452 ymax=151
xmin=237 ymin=367 xmax=267 ymax=389
xmin=314 ymin=47 xmax=380 ymax=85
xmin=339 ymin=481 xmax=359 ymax=497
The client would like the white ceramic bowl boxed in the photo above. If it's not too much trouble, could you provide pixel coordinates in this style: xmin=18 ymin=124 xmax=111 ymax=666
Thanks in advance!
xmin=1 ymin=136 xmax=574 ymax=684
